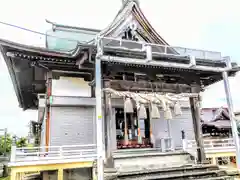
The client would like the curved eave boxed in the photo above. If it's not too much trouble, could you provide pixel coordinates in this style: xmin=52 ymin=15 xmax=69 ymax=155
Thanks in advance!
xmin=0 ymin=38 xmax=93 ymax=59
xmin=0 ymin=38 xmax=93 ymax=110
xmin=0 ymin=46 xmax=24 ymax=109
xmin=1 ymin=38 xmax=238 ymax=73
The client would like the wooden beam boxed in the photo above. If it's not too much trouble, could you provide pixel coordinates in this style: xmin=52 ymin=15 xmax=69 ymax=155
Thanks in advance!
xmin=76 ymin=52 xmax=88 ymax=68
xmin=106 ymin=80 xmax=201 ymax=93
xmin=32 ymin=80 xmax=46 ymax=85
xmin=105 ymin=65 xmax=201 ymax=84
xmin=190 ymin=97 xmax=206 ymax=163
xmin=104 ymin=92 xmax=114 ymax=168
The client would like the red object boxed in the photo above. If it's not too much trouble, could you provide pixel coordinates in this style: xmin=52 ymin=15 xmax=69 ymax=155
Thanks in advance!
xmin=117 ymin=138 xmax=152 ymax=149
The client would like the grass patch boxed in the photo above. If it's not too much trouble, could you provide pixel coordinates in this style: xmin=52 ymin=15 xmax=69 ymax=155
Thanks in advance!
xmin=0 ymin=176 xmax=10 ymax=180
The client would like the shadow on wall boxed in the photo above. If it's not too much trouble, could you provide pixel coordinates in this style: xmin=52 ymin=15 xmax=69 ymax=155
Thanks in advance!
xmin=42 ymin=168 xmax=92 ymax=180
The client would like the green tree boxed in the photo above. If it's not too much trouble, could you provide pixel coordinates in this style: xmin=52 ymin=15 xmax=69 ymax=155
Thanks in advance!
xmin=16 ymin=137 xmax=27 ymax=148
xmin=0 ymin=134 xmax=12 ymax=156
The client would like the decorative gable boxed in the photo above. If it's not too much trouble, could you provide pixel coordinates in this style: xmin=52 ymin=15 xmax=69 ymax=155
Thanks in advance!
xmin=98 ymin=0 xmax=169 ymax=45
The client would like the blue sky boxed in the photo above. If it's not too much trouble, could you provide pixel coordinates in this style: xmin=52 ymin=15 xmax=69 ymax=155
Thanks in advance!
xmin=0 ymin=0 xmax=239 ymax=136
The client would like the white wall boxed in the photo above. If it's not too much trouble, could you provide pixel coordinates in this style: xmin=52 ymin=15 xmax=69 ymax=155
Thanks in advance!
xmin=51 ymin=77 xmax=91 ymax=97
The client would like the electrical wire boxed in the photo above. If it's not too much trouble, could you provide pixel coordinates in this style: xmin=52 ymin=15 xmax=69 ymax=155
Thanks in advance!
xmin=0 ymin=20 xmax=83 ymax=44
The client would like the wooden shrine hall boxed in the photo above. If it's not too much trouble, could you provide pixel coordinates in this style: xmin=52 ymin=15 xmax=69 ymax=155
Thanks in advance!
xmin=0 ymin=0 xmax=240 ymax=179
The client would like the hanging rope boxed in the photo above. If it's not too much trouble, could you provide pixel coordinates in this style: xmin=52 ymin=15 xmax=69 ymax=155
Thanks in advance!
xmin=103 ymin=88 xmax=190 ymax=105
xmin=103 ymin=88 xmax=199 ymax=120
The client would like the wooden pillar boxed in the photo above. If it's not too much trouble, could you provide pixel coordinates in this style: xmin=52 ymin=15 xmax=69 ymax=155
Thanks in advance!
xmin=103 ymin=91 xmax=108 ymax=161
xmin=104 ymin=87 xmax=114 ymax=168
xmin=123 ymin=98 xmax=129 ymax=145
xmin=42 ymin=172 xmax=49 ymax=180
xmin=46 ymin=71 xmax=52 ymax=151
xmin=148 ymin=104 xmax=154 ymax=147
xmin=189 ymin=96 xmax=206 ymax=163
xmin=10 ymin=170 xmax=16 ymax=180
xmin=57 ymin=168 xmax=63 ymax=180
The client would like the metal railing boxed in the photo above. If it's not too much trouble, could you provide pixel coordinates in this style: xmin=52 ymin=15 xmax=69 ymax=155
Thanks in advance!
xmin=185 ymin=138 xmax=236 ymax=154
xmin=10 ymin=144 xmax=97 ymax=164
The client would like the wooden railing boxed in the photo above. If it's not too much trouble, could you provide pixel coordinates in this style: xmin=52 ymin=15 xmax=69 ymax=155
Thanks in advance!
xmin=185 ymin=138 xmax=236 ymax=154
xmin=100 ymin=36 xmax=223 ymax=61
xmin=10 ymin=144 xmax=97 ymax=165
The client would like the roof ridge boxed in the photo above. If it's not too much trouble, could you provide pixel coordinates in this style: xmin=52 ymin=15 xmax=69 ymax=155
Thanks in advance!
xmin=45 ymin=19 xmax=101 ymax=33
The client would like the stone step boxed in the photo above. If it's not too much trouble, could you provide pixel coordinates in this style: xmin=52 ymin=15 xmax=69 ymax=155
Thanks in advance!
xmin=116 ymin=164 xmax=220 ymax=175
xmin=113 ymin=148 xmax=160 ymax=154
xmin=197 ymin=176 xmax=233 ymax=180
xmin=117 ymin=170 xmax=228 ymax=180
xmin=113 ymin=151 xmax=193 ymax=170
xmin=104 ymin=164 xmax=231 ymax=180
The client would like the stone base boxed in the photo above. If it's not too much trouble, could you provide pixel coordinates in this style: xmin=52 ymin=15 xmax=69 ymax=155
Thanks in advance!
xmin=104 ymin=164 xmax=233 ymax=180
xmin=112 ymin=149 xmax=193 ymax=171
xmin=103 ymin=150 xmax=238 ymax=179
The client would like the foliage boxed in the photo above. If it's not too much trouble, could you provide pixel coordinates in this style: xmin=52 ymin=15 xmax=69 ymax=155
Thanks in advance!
xmin=0 ymin=134 xmax=12 ymax=156
xmin=0 ymin=135 xmax=28 ymax=155
xmin=16 ymin=137 xmax=27 ymax=148
xmin=0 ymin=176 xmax=10 ymax=180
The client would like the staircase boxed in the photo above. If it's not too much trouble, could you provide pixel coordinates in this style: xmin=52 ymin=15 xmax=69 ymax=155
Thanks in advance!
xmin=104 ymin=149 xmax=237 ymax=180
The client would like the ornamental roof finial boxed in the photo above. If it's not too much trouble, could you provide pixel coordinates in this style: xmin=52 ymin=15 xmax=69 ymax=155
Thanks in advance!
xmin=122 ymin=0 xmax=140 ymax=6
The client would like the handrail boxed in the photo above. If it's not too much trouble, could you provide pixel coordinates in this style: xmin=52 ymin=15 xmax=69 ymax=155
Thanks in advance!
xmin=10 ymin=144 xmax=97 ymax=164
xmin=16 ymin=144 xmax=96 ymax=150
xmin=185 ymin=138 xmax=236 ymax=154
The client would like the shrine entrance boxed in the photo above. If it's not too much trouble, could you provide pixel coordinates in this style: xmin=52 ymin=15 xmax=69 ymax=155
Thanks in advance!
xmin=115 ymin=108 xmax=151 ymax=149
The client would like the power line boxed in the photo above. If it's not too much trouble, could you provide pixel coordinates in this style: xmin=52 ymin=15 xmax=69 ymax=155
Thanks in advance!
xmin=0 ymin=20 xmax=84 ymax=44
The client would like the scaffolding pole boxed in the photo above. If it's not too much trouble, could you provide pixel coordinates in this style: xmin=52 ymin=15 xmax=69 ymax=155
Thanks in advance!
xmin=96 ymin=37 xmax=104 ymax=180
xmin=222 ymin=70 xmax=240 ymax=169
